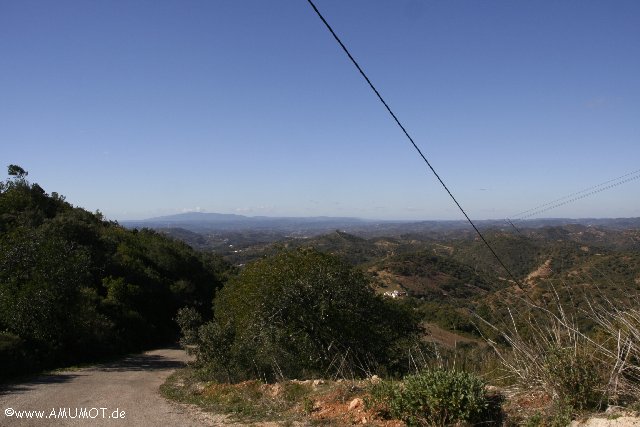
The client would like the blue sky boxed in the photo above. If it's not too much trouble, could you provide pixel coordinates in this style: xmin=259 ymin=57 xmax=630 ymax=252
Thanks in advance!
xmin=1 ymin=0 xmax=639 ymax=220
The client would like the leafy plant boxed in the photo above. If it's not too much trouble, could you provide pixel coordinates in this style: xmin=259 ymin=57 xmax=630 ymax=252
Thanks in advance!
xmin=175 ymin=306 xmax=203 ymax=350
xmin=367 ymin=368 xmax=493 ymax=426
xmin=195 ymin=248 xmax=423 ymax=382
xmin=0 ymin=165 xmax=229 ymax=377
xmin=544 ymin=347 xmax=603 ymax=411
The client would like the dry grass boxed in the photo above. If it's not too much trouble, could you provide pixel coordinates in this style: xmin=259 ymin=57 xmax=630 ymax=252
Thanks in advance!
xmin=476 ymin=287 xmax=640 ymax=415
xmin=162 ymin=367 xmax=404 ymax=425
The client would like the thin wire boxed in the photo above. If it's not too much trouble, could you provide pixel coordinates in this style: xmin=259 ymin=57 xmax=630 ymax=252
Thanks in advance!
xmin=510 ymin=171 xmax=640 ymax=222
xmin=510 ymin=168 xmax=640 ymax=220
xmin=305 ymin=0 xmax=522 ymax=285
xmin=505 ymin=218 xmax=522 ymax=234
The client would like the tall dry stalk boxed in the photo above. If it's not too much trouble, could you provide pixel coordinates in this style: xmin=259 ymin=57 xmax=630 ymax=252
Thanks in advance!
xmin=476 ymin=287 xmax=640 ymax=408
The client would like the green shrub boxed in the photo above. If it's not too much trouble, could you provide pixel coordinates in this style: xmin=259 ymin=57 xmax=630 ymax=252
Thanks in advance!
xmin=366 ymin=379 xmax=400 ymax=419
xmin=195 ymin=248 xmax=422 ymax=382
xmin=521 ymin=404 xmax=572 ymax=427
xmin=0 ymin=165 xmax=228 ymax=377
xmin=367 ymin=368 xmax=494 ymax=426
xmin=544 ymin=347 xmax=604 ymax=411
xmin=175 ymin=306 xmax=203 ymax=349
xmin=282 ymin=382 xmax=312 ymax=403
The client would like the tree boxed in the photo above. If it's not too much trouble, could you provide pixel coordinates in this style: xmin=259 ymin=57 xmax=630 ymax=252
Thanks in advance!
xmin=0 ymin=166 xmax=229 ymax=376
xmin=0 ymin=227 xmax=92 ymax=355
xmin=195 ymin=248 xmax=422 ymax=382
xmin=7 ymin=164 xmax=27 ymax=178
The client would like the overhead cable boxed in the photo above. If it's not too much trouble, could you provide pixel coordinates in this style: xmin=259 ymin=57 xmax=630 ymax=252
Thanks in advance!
xmin=305 ymin=0 xmax=522 ymax=285
xmin=509 ymin=168 xmax=640 ymax=222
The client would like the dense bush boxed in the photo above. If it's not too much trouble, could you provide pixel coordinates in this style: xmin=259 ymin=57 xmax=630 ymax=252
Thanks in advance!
xmin=544 ymin=347 xmax=603 ymax=411
xmin=0 ymin=166 xmax=228 ymax=376
xmin=175 ymin=306 xmax=203 ymax=350
xmin=367 ymin=368 xmax=494 ymax=426
xmin=193 ymin=248 xmax=423 ymax=382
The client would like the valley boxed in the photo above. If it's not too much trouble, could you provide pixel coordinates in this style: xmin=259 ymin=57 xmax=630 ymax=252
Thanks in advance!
xmin=140 ymin=215 xmax=640 ymax=336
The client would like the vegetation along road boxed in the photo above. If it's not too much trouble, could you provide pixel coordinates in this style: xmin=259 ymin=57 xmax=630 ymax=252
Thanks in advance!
xmin=0 ymin=348 xmax=219 ymax=427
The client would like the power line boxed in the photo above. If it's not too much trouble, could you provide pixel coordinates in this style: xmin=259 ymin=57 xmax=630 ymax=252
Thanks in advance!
xmin=508 ymin=169 xmax=640 ymax=222
xmin=305 ymin=0 xmax=522 ymax=285
xmin=505 ymin=218 xmax=522 ymax=235
xmin=509 ymin=168 xmax=640 ymax=221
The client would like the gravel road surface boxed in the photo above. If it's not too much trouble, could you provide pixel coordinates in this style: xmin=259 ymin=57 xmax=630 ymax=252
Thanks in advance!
xmin=0 ymin=348 xmax=224 ymax=427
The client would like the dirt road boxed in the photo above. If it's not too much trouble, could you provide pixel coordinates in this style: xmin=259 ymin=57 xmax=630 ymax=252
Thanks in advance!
xmin=0 ymin=348 xmax=224 ymax=427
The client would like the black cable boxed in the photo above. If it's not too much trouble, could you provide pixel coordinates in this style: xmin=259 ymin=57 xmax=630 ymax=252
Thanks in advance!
xmin=505 ymin=218 xmax=522 ymax=234
xmin=511 ymin=171 xmax=640 ymax=222
xmin=305 ymin=0 xmax=522 ymax=285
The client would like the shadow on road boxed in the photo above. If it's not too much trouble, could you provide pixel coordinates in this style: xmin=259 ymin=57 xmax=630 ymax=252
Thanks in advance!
xmin=0 ymin=349 xmax=189 ymax=398
xmin=0 ymin=374 xmax=84 ymax=396
xmin=93 ymin=353 xmax=186 ymax=373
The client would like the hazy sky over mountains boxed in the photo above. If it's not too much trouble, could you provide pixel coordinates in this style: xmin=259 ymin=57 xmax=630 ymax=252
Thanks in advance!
xmin=2 ymin=1 xmax=639 ymax=220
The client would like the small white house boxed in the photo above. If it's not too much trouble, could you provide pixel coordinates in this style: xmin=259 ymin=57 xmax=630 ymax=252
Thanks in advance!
xmin=383 ymin=290 xmax=407 ymax=299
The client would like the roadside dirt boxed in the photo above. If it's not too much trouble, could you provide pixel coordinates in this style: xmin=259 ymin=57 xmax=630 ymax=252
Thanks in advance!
xmin=0 ymin=348 xmax=228 ymax=426
xmin=571 ymin=417 xmax=640 ymax=427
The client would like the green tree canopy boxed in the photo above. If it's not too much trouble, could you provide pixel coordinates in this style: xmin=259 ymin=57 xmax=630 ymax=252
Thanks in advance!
xmin=196 ymin=248 xmax=422 ymax=382
xmin=7 ymin=164 xmax=27 ymax=178
xmin=0 ymin=167 xmax=229 ymax=378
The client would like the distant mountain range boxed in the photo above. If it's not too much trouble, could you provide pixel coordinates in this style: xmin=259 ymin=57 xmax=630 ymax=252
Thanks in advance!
xmin=121 ymin=212 xmax=381 ymax=234
xmin=120 ymin=212 xmax=640 ymax=235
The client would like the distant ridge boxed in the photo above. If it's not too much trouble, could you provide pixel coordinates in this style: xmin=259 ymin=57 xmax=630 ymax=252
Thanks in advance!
xmin=145 ymin=212 xmax=249 ymax=222
xmin=131 ymin=211 xmax=371 ymax=224
xmin=120 ymin=212 xmax=378 ymax=234
xmin=120 ymin=212 xmax=640 ymax=235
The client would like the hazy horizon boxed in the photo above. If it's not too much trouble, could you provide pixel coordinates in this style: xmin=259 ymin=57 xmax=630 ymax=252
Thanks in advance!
xmin=119 ymin=209 xmax=640 ymax=223
xmin=2 ymin=1 xmax=639 ymax=221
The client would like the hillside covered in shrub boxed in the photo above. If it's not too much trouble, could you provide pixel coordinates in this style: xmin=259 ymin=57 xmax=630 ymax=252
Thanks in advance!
xmin=0 ymin=166 xmax=229 ymax=378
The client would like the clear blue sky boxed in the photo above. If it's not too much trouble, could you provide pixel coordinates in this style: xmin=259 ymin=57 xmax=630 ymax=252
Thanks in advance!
xmin=2 ymin=0 xmax=639 ymax=220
